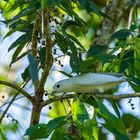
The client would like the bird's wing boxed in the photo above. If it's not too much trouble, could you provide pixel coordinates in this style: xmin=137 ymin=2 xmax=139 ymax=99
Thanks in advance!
xmin=73 ymin=73 xmax=125 ymax=86
xmin=102 ymin=72 xmax=124 ymax=77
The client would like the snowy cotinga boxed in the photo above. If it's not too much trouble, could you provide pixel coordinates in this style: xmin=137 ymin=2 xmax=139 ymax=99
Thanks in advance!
xmin=53 ymin=73 xmax=126 ymax=93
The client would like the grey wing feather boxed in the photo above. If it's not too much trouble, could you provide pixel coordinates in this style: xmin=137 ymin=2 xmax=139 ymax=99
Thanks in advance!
xmin=73 ymin=73 xmax=125 ymax=86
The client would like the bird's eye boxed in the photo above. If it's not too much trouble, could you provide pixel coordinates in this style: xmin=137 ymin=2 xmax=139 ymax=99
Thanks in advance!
xmin=56 ymin=84 xmax=60 ymax=88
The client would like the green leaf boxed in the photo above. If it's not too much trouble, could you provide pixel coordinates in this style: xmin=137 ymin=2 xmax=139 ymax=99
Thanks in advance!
xmin=67 ymin=34 xmax=86 ymax=51
xmin=98 ymin=53 xmax=116 ymax=65
xmin=56 ymin=70 xmax=72 ymax=78
xmin=10 ymin=41 xmax=27 ymax=66
xmin=21 ymin=66 xmax=30 ymax=82
xmin=109 ymin=100 xmax=121 ymax=118
xmin=7 ymin=34 xmax=27 ymax=52
xmin=24 ymin=124 xmax=48 ymax=139
xmin=130 ymin=24 xmax=137 ymax=31
xmin=70 ymin=53 xmax=81 ymax=73
xmin=77 ymin=0 xmax=99 ymax=14
xmin=134 ymin=39 xmax=140 ymax=78
xmin=51 ymin=129 xmax=78 ymax=140
xmin=122 ymin=114 xmax=140 ymax=136
xmin=10 ymin=51 xmax=28 ymax=66
xmin=84 ymin=97 xmax=98 ymax=108
xmin=77 ymin=0 xmax=112 ymax=20
xmin=110 ymin=29 xmax=133 ymax=40
xmin=62 ymin=20 xmax=79 ymax=38
xmin=82 ymin=117 xmax=98 ymax=140
xmin=25 ymin=116 xmax=66 ymax=139
xmin=79 ymin=57 xmax=96 ymax=73
xmin=87 ymin=44 xmax=108 ymax=57
xmin=8 ymin=0 xmax=29 ymax=13
xmin=9 ymin=6 xmax=33 ymax=24
xmin=72 ymin=98 xmax=89 ymax=124
xmin=39 ymin=47 xmax=46 ymax=68
xmin=120 ymin=50 xmax=134 ymax=73
xmin=47 ymin=116 xmax=66 ymax=133
xmin=27 ymin=52 xmax=39 ymax=86
xmin=95 ymin=98 xmax=129 ymax=140
xmin=129 ymin=77 xmax=140 ymax=92
xmin=45 ymin=0 xmax=58 ymax=6
xmin=55 ymin=32 xmax=69 ymax=54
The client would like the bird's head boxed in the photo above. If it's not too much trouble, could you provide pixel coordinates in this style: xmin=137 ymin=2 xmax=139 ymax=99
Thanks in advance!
xmin=53 ymin=79 xmax=72 ymax=93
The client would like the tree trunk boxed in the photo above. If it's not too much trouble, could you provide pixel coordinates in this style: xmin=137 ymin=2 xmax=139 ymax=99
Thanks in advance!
xmin=29 ymin=98 xmax=42 ymax=140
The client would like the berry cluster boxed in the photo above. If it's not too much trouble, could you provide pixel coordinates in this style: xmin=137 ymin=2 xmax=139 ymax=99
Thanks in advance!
xmin=128 ymin=98 xmax=135 ymax=110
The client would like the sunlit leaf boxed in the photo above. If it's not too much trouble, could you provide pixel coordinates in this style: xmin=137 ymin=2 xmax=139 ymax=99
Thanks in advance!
xmin=72 ymin=98 xmax=89 ymax=124
xmin=67 ymin=34 xmax=86 ymax=51
xmin=82 ymin=117 xmax=98 ymax=140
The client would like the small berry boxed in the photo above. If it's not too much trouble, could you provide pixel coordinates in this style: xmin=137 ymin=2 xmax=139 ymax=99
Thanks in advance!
xmin=132 ymin=107 xmax=135 ymax=110
xmin=51 ymin=32 xmax=55 ymax=35
xmin=1 ymin=95 xmax=5 ymax=98
xmin=62 ymin=14 xmax=65 ymax=18
xmin=42 ymin=40 xmax=45 ymax=45
xmin=49 ymin=106 xmax=52 ymax=110
xmin=56 ymin=21 xmax=59 ymax=25
xmin=12 ymin=119 xmax=15 ymax=122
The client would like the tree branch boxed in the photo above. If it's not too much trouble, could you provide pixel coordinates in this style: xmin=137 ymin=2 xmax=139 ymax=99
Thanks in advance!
xmin=41 ymin=92 xmax=140 ymax=107
xmin=30 ymin=8 xmax=53 ymax=128
xmin=31 ymin=10 xmax=41 ymax=58
xmin=36 ymin=8 xmax=53 ymax=95
xmin=93 ymin=0 xmax=127 ymax=45
xmin=0 ymin=80 xmax=33 ymax=102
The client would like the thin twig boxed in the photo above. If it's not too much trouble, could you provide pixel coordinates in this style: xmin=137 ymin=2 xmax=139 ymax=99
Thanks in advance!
xmin=41 ymin=92 xmax=140 ymax=107
xmin=0 ymin=80 xmax=30 ymax=123
xmin=0 ymin=80 xmax=32 ymax=102
xmin=0 ymin=93 xmax=34 ymax=108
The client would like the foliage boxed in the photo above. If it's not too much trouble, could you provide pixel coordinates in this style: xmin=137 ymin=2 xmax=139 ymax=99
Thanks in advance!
xmin=0 ymin=0 xmax=140 ymax=140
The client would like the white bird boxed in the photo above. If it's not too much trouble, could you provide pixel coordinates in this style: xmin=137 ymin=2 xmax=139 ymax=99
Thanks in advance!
xmin=53 ymin=73 xmax=126 ymax=93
